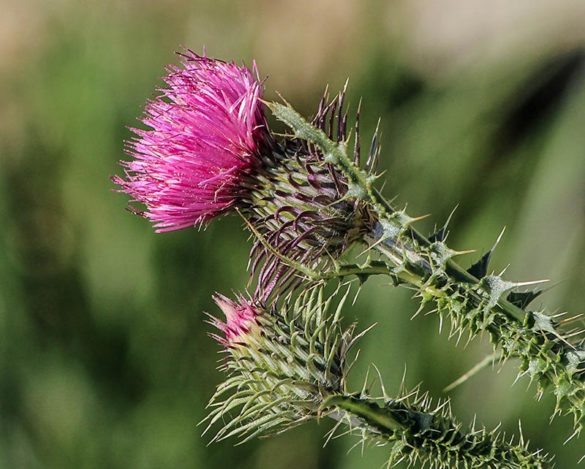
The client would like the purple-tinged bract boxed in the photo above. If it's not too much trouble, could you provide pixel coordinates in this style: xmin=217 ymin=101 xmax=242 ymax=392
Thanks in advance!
xmin=212 ymin=294 xmax=260 ymax=345
xmin=113 ymin=51 xmax=270 ymax=232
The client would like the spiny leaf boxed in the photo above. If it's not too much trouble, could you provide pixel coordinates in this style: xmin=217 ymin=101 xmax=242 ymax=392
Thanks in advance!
xmin=467 ymin=229 xmax=506 ymax=279
xmin=428 ymin=226 xmax=447 ymax=243
xmin=467 ymin=250 xmax=493 ymax=279
xmin=428 ymin=206 xmax=458 ymax=244
xmin=507 ymin=290 xmax=543 ymax=309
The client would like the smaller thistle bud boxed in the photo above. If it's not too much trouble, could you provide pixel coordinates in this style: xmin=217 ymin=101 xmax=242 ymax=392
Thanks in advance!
xmin=204 ymin=287 xmax=353 ymax=442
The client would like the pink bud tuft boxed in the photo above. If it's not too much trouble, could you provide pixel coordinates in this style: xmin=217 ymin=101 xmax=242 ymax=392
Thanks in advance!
xmin=212 ymin=294 xmax=260 ymax=344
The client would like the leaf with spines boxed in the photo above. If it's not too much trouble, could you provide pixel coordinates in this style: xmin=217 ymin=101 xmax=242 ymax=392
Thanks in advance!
xmin=507 ymin=290 xmax=543 ymax=309
xmin=467 ymin=249 xmax=493 ymax=279
xmin=466 ymin=228 xmax=506 ymax=279
xmin=428 ymin=206 xmax=459 ymax=244
xmin=428 ymin=226 xmax=447 ymax=244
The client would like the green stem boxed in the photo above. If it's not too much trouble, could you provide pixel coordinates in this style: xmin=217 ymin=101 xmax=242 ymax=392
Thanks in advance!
xmin=443 ymin=352 xmax=502 ymax=392
xmin=323 ymin=394 xmax=402 ymax=433
xmin=325 ymin=260 xmax=396 ymax=281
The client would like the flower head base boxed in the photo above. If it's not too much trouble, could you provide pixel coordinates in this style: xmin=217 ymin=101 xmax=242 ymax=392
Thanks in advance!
xmin=113 ymin=51 xmax=270 ymax=232
xmin=248 ymin=88 xmax=374 ymax=301
xmin=212 ymin=294 xmax=260 ymax=345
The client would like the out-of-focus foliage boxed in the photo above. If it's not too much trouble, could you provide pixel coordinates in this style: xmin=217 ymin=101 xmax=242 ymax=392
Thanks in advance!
xmin=0 ymin=0 xmax=584 ymax=467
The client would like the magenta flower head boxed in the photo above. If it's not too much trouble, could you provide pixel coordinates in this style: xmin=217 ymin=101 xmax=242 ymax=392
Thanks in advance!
xmin=212 ymin=294 xmax=260 ymax=345
xmin=114 ymin=50 xmax=372 ymax=302
xmin=113 ymin=50 xmax=271 ymax=232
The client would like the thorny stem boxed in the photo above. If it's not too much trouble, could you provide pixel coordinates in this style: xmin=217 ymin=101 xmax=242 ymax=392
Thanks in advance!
xmin=268 ymin=101 xmax=585 ymax=434
xmin=320 ymin=394 xmax=550 ymax=468
xmin=268 ymin=101 xmax=530 ymax=326
xmin=372 ymin=232 xmax=527 ymax=324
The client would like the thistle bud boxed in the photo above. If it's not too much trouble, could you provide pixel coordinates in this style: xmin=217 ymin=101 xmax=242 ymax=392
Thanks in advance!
xmin=204 ymin=287 xmax=353 ymax=442
xmin=211 ymin=294 xmax=260 ymax=345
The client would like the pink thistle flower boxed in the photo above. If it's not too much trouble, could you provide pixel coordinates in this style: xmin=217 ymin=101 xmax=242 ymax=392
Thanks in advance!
xmin=113 ymin=50 xmax=270 ymax=232
xmin=212 ymin=294 xmax=260 ymax=345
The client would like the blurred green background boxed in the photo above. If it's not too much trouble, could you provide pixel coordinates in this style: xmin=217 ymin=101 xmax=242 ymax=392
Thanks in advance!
xmin=1 ymin=0 xmax=584 ymax=467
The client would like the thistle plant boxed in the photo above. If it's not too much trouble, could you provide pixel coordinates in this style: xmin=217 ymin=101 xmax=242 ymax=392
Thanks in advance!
xmin=113 ymin=49 xmax=585 ymax=466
